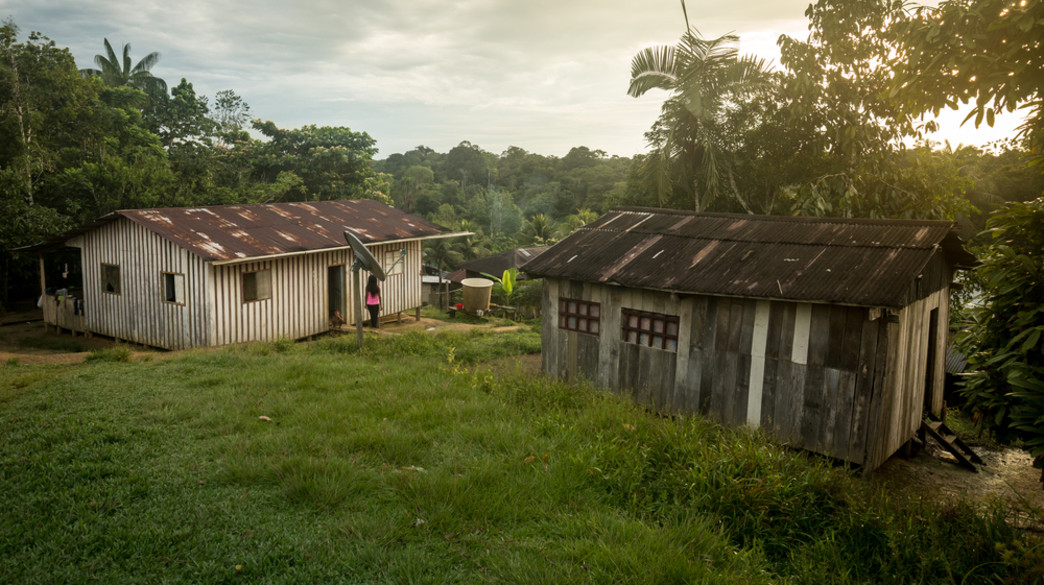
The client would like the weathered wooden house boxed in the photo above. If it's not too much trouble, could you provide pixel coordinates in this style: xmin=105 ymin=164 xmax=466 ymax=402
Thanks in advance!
xmin=522 ymin=207 xmax=976 ymax=471
xmin=28 ymin=200 xmax=457 ymax=350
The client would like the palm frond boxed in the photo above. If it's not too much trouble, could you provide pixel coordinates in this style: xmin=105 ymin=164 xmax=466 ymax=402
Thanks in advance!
xmin=132 ymin=51 xmax=162 ymax=75
xmin=628 ymin=45 xmax=678 ymax=97
xmin=121 ymin=42 xmax=132 ymax=76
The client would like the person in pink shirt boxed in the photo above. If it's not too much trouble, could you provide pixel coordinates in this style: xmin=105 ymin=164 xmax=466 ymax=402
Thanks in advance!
xmin=365 ymin=274 xmax=381 ymax=328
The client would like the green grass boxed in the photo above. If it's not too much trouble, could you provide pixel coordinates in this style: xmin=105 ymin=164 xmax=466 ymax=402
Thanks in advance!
xmin=0 ymin=329 xmax=1040 ymax=584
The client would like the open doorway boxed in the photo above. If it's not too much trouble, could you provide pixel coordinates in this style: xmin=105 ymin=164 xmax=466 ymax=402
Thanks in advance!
xmin=923 ymin=307 xmax=940 ymax=415
xmin=328 ymin=265 xmax=346 ymax=325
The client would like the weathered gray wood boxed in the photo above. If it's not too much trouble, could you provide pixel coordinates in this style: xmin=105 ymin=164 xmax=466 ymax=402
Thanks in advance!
xmin=832 ymin=370 xmax=857 ymax=461
xmin=818 ymin=367 xmax=841 ymax=456
xmin=840 ymin=307 xmax=864 ymax=371
xmin=778 ymin=302 xmax=796 ymax=360
xmin=765 ymin=301 xmax=785 ymax=358
xmin=733 ymin=353 xmax=751 ymax=427
xmin=761 ymin=357 xmax=778 ymax=428
xmin=849 ymin=313 xmax=881 ymax=465
xmin=777 ymin=361 xmax=806 ymax=447
xmin=576 ymin=332 xmax=599 ymax=384
xmin=801 ymin=365 xmax=825 ymax=450
xmin=826 ymin=305 xmax=848 ymax=368
xmin=807 ymin=304 xmax=831 ymax=367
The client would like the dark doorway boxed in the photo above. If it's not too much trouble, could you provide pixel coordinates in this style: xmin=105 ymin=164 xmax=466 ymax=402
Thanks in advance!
xmin=328 ymin=265 xmax=346 ymax=322
xmin=923 ymin=308 xmax=940 ymax=414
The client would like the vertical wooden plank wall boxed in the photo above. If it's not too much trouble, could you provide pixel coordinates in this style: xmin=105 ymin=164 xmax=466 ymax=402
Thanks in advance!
xmin=210 ymin=241 xmax=425 ymax=343
xmin=863 ymin=287 xmax=948 ymax=470
xmin=212 ymin=248 xmax=352 ymax=346
xmin=80 ymin=218 xmax=210 ymax=349
xmin=360 ymin=241 xmax=424 ymax=321
xmin=541 ymin=276 xmax=953 ymax=468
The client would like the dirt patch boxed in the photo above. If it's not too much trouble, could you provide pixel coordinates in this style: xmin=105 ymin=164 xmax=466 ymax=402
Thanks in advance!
xmin=0 ymin=310 xmax=146 ymax=365
xmin=872 ymin=441 xmax=1044 ymax=524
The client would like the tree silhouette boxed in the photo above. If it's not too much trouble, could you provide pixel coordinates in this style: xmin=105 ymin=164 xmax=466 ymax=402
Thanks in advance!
xmin=80 ymin=38 xmax=166 ymax=95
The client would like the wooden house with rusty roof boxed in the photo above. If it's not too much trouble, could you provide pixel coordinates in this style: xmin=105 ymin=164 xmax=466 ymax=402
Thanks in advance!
xmin=522 ymin=207 xmax=977 ymax=471
xmin=27 ymin=200 xmax=460 ymax=349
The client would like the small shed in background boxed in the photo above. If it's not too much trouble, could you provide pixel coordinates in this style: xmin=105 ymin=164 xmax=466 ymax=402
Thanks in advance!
xmin=523 ymin=207 xmax=976 ymax=471
xmin=26 ymin=200 xmax=459 ymax=349
xmin=454 ymin=246 xmax=549 ymax=281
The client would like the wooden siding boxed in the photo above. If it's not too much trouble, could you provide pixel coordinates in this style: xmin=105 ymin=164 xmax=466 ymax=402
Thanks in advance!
xmin=541 ymin=274 xmax=952 ymax=470
xmin=863 ymin=287 xmax=949 ymax=470
xmin=210 ymin=241 xmax=425 ymax=345
xmin=360 ymin=241 xmax=424 ymax=321
xmin=80 ymin=218 xmax=210 ymax=350
xmin=61 ymin=218 xmax=427 ymax=349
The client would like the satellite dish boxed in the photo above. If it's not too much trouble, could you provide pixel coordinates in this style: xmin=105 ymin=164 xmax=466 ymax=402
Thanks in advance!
xmin=344 ymin=230 xmax=387 ymax=349
xmin=344 ymin=230 xmax=386 ymax=280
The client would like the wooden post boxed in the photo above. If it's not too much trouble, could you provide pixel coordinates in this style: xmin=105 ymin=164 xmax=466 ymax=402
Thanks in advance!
xmin=39 ymin=256 xmax=46 ymax=330
xmin=353 ymin=264 xmax=364 ymax=349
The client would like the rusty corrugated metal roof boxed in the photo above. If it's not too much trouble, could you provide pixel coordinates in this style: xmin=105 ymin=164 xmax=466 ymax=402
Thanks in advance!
xmin=522 ymin=207 xmax=976 ymax=308
xmin=96 ymin=200 xmax=447 ymax=262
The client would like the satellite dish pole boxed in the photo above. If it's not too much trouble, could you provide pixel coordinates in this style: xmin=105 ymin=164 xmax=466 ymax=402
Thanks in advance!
xmin=344 ymin=231 xmax=387 ymax=349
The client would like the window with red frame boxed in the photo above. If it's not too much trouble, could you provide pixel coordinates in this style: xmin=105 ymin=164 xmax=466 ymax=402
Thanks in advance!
xmin=558 ymin=298 xmax=600 ymax=335
xmin=621 ymin=308 xmax=679 ymax=352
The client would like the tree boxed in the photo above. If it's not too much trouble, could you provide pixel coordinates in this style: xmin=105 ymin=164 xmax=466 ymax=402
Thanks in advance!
xmin=891 ymin=0 xmax=1044 ymax=168
xmin=522 ymin=213 xmax=556 ymax=245
xmin=775 ymin=0 xmax=975 ymax=220
xmin=80 ymin=38 xmax=166 ymax=96
xmin=250 ymin=121 xmax=383 ymax=202
xmin=147 ymin=78 xmax=216 ymax=149
xmin=956 ymin=197 xmax=1044 ymax=459
xmin=893 ymin=1 xmax=1044 ymax=464
xmin=212 ymin=89 xmax=251 ymax=144
xmin=444 ymin=141 xmax=494 ymax=193
xmin=628 ymin=2 xmax=771 ymax=211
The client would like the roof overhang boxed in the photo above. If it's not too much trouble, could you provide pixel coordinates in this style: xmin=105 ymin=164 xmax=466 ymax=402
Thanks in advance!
xmin=210 ymin=231 xmax=473 ymax=266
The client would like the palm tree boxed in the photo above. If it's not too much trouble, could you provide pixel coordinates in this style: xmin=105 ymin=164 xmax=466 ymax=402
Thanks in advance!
xmin=80 ymin=38 xmax=167 ymax=95
xmin=628 ymin=1 xmax=770 ymax=211
xmin=524 ymin=213 xmax=556 ymax=245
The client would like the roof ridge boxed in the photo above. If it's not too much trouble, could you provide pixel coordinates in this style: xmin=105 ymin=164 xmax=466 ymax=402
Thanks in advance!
xmin=577 ymin=225 xmax=944 ymax=250
xmin=609 ymin=206 xmax=956 ymax=227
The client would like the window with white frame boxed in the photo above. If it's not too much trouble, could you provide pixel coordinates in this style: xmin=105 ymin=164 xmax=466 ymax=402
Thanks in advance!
xmin=384 ymin=249 xmax=404 ymax=276
xmin=558 ymin=298 xmax=600 ymax=335
xmin=621 ymin=308 xmax=679 ymax=352
xmin=162 ymin=272 xmax=185 ymax=305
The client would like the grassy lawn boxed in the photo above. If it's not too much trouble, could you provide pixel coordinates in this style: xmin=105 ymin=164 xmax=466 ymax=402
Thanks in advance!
xmin=1 ymin=327 xmax=1040 ymax=584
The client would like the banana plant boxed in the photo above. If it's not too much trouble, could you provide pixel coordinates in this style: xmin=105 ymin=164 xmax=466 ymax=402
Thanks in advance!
xmin=481 ymin=267 xmax=518 ymax=306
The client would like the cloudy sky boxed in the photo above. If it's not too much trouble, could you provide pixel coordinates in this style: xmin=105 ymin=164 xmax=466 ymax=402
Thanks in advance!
xmin=1 ymin=0 xmax=1020 ymax=158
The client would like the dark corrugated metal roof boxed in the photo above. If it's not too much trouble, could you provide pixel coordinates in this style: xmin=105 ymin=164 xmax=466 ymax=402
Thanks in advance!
xmin=522 ymin=207 xmax=976 ymax=308
xmin=23 ymin=200 xmax=449 ymax=262
xmin=459 ymin=246 xmax=549 ymax=278
xmin=945 ymin=346 xmax=969 ymax=374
